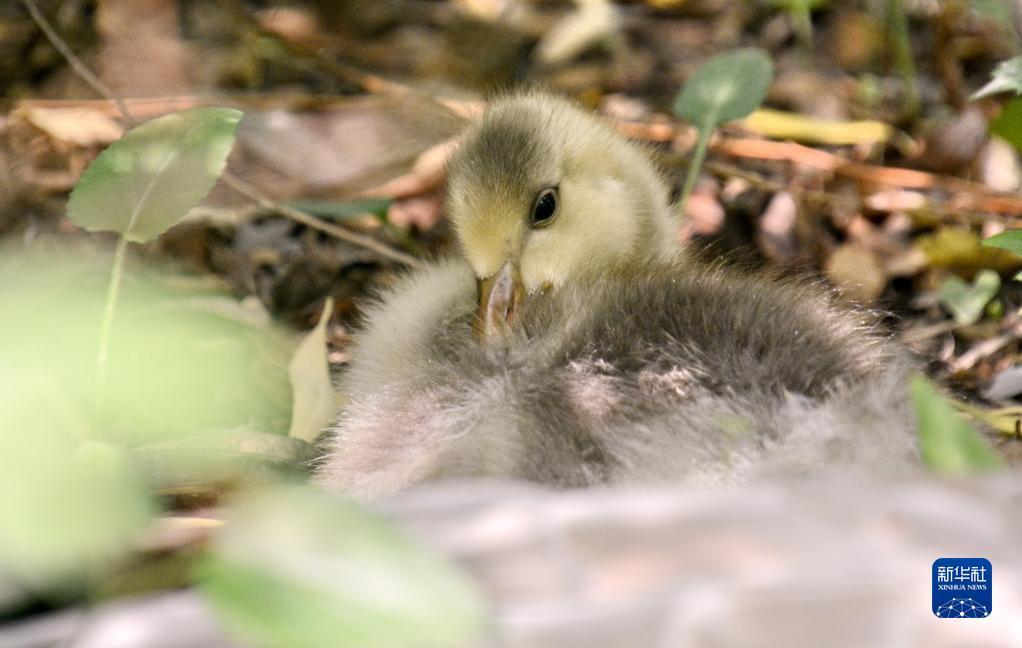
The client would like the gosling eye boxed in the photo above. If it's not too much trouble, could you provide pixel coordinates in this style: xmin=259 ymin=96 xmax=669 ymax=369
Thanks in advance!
xmin=530 ymin=187 xmax=559 ymax=228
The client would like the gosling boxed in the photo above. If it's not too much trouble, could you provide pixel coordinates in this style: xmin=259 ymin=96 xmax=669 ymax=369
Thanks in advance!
xmin=317 ymin=91 xmax=918 ymax=499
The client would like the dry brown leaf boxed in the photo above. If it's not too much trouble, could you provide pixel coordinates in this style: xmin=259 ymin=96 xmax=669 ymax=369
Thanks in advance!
xmin=23 ymin=107 xmax=123 ymax=147
xmin=534 ymin=0 xmax=619 ymax=67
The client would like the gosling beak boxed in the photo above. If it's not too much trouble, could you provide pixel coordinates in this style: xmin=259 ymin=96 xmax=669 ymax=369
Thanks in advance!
xmin=475 ymin=261 xmax=524 ymax=341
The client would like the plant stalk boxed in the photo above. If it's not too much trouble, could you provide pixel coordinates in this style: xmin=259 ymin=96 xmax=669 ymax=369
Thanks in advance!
xmin=677 ymin=119 xmax=714 ymax=219
xmin=887 ymin=0 xmax=920 ymax=119
xmin=94 ymin=235 xmax=129 ymax=424
xmin=793 ymin=5 xmax=814 ymax=50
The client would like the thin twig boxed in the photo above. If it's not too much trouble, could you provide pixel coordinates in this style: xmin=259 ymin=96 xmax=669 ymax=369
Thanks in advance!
xmin=19 ymin=0 xmax=137 ymax=124
xmin=220 ymin=172 xmax=420 ymax=266
xmin=20 ymin=0 xmax=419 ymax=267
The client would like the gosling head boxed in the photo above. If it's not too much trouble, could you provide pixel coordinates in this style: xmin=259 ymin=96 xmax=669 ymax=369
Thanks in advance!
xmin=445 ymin=91 xmax=677 ymax=340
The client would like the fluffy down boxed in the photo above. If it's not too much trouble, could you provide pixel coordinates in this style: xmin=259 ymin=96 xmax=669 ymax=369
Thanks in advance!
xmin=317 ymin=257 xmax=918 ymax=499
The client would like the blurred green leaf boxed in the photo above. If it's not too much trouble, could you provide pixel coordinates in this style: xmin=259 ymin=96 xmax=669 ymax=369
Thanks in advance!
xmin=911 ymin=376 xmax=1005 ymax=475
xmin=0 ymin=243 xmax=304 ymax=589
xmin=288 ymin=299 xmax=339 ymax=443
xmin=68 ymin=107 xmax=243 ymax=243
xmin=199 ymin=486 xmax=488 ymax=648
xmin=0 ymin=246 xmax=292 ymax=446
xmin=673 ymin=48 xmax=774 ymax=128
xmin=133 ymin=428 xmax=318 ymax=492
xmin=0 ymin=381 xmax=154 ymax=581
xmin=972 ymin=56 xmax=1022 ymax=100
xmin=990 ymin=97 xmax=1022 ymax=152
xmin=938 ymin=270 xmax=1000 ymax=326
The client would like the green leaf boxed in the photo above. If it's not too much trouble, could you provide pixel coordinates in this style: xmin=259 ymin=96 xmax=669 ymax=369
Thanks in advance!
xmin=672 ymin=48 xmax=774 ymax=128
xmin=198 ymin=486 xmax=487 ymax=648
xmin=288 ymin=299 xmax=339 ymax=442
xmin=971 ymin=56 xmax=1022 ymax=100
xmin=911 ymin=376 xmax=1004 ymax=475
xmin=982 ymin=227 xmax=1022 ymax=256
xmin=133 ymin=428 xmax=319 ymax=492
xmin=673 ymin=48 xmax=775 ymax=217
xmin=990 ymin=97 xmax=1022 ymax=152
xmin=0 ymin=380 xmax=154 ymax=581
xmin=938 ymin=270 xmax=1000 ymax=326
xmin=68 ymin=107 xmax=243 ymax=243
xmin=0 ymin=246 xmax=292 ymax=447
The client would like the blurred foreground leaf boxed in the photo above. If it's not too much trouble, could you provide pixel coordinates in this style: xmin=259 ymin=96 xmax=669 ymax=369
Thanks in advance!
xmin=0 ymin=246 xmax=292 ymax=444
xmin=938 ymin=270 xmax=1000 ymax=326
xmin=288 ymin=299 xmax=338 ymax=443
xmin=0 ymin=378 xmax=153 ymax=582
xmin=134 ymin=429 xmax=318 ymax=493
xmin=199 ymin=486 xmax=488 ymax=648
xmin=0 ymin=244 xmax=298 ymax=590
xmin=68 ymin=107 xmax=243 ymax=243
xmin=911 ymin=377 xmax=1004 ymax=475
xmin=972 ymin=56 xmax=1022 ymax=100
